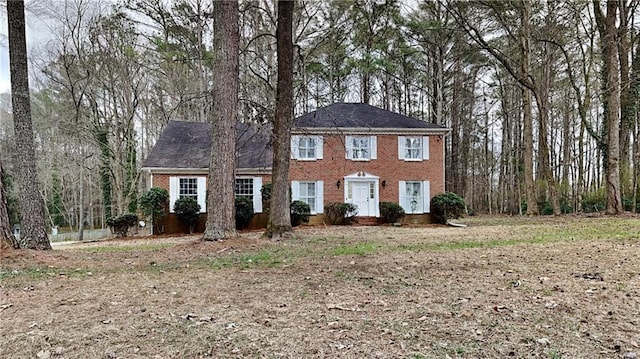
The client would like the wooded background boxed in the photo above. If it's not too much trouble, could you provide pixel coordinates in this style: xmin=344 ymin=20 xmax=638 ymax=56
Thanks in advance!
xmin=0 ymin=0 xmax=638 ymax=233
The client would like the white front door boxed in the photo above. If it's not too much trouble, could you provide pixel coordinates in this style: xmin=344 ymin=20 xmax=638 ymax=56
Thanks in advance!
xmin=350 ymin=181 xmax=374 ymax=216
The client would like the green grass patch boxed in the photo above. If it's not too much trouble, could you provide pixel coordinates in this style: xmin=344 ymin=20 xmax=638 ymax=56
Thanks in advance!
xmin=333 ymin=242 xmax=379 ymax=256
xmin=80 ymin=243 xmax=173 ymax=253
xmin=205 ymin=249 xmax=286 ymax=270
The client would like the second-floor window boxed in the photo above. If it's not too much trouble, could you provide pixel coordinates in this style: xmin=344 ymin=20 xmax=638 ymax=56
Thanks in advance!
xmin=398 ymin=136 xmax=429 ymax=161
xmin=291 ymin=135 xmax=323 ymax=160
xmin=346 ymin=135 xmax=377 ymax=160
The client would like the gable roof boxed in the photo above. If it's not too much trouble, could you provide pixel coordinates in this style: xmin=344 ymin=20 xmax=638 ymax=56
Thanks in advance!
xmin=142 ymin=121 xmax=272 ymax=170
xmin=294 ymin=103 xmax=447 ymax=131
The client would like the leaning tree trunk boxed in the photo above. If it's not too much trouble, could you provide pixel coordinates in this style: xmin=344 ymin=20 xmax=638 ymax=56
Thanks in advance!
xmin=0 ymin=159 xmax=18 ymax=251
xmin=203 ymin=0 xmax=239 ymax=241
xmin=7 ymin=0 xmax=50 ymax=250
xmin=265 ymin=0 xmax=295 ymax=240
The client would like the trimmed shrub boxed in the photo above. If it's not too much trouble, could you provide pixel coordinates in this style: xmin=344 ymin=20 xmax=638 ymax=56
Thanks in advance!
xmin=324 ymin=202 xmax=358 ymax=225
xmin=106 ymin=213 xmax=138 ymax=237
xmin=431 ymin=192 xmax=466 ymax=224
xmin=379 ymin=202 xmax=405 ymax=224
xmin=291 ymin=200 xmax=311 ymax=227
xmin=261 ymin=183 xmax=272 ymax=209
xmin=235 ymin=196 xmax=254 ymax=230
xmin=174 ymin=197 xmax=201 ymax=233
xmin=139 ymin=187 xmax=169 ymax=234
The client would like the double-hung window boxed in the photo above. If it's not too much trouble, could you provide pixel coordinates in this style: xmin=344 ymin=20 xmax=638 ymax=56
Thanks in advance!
xmin=235 ymin=177 xmax=263 ymax=213
xmin=169 ymin=177 xmax=206 ymax=213
xmin=399 ymin=180 xmax=431 ymax=214
xmin=179 ymin=178 xmax=198 ymax=201
xmin=346 ymin=135 xmax=377 ymax=160
xmin=398 ymin=136 xmax=429 ymax=161
xmin=291 ymin=135 xmax=323 ymax=160
xmin=292 ymin=180 xmax=324 ymax=214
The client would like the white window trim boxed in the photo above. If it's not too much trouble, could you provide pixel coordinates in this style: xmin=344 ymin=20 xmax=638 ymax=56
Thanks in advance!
xmin=235 ymin=176 xmax=264 ymax=214
xmin=398 ymin=136 xmax=429 ymax=161
xmin=292 ymin=180 xmax=324 ymax=214
xmin=291 ymin=135 xmax=323 ymax=161
xmin=345 ymin=135 xmax=377 ymax=161
xmin=169 ymin=176 xmax=207 ymax=213
xmin=398 ymin=180 xmax=430 ymax=214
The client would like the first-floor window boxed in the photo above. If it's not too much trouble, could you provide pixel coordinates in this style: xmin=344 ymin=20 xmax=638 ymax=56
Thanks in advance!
xmin=298 ymin=182 xmax=317 ymax=212
xmin=235 ymin=177 xmax=263 ymax=213
xmin=235 ymin=178 xmax=254 ymax=197
xmin=170 ymin=176 xmax=206 ymax=213
xmin=179 ymin=178 xmax=198 ymax=201
xmin=399 ymin=180 xmax=430 ymax=214
xmin=292 ymin=180 xmax=324 ymax=214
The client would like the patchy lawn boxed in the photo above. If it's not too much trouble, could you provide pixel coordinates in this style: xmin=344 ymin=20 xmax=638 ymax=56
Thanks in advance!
xmin=1 ymin=216 xmax=639 ymax=358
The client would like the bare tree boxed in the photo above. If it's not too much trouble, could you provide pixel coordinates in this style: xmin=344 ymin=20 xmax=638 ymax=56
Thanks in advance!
xmin=7 ymin=0 xmax=50 ymax=250
xmin=203 ymin=0 xmax=239 ymax=240
xmin=265 ymin=0 xmax=294 ymax=239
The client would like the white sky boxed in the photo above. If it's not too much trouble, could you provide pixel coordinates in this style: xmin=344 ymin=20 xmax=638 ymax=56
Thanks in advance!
xmin=0 ymin=1 xmax=60 ymax=94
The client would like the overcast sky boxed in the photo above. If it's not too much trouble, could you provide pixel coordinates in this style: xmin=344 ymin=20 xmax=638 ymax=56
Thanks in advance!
xmin=0 ymin=2 xmax=59 ymax=94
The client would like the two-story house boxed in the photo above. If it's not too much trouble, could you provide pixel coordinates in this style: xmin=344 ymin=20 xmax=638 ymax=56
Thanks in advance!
xmin=142 ymin=103 xmax=449 ymax=233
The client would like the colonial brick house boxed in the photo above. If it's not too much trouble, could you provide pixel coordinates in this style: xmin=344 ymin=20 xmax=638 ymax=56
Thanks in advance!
xmin=142 ymin=103 xmax=448 ymax=233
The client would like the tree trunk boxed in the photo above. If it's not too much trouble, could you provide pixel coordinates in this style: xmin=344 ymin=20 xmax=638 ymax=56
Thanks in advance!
xmin=0 ymin=159 xmax=18 ymax=251
xmin=601 ymin=0 xmax=623 ymax=214
xmin=265 ymin=0 xmax=295 ymax=240
xmin=519 ymin=1 xmax=537 ymax=215
xmin=7 ymin=0 xmax=50 ymax=250
xmin=617 ymin=0 xmax=632 ymax=199
xmin=203 ymin=0 xmax=239 ymax=241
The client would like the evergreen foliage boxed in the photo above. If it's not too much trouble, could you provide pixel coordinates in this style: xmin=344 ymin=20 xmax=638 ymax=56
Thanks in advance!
xmin=235 ymin=196 xmax=254 ymax=230
xmin=174 ymin=196 xmax=201 ymax=234
xmin=106 ymin=213 xmax=138 ymax=237
xmin=379 ymin=202 xmax=405 ymax=224
xmin=139 ymin=187 xmax=169 ymax=233
xmin=290 ymin=200 xmax=310 ymax=227
xmin=324 ymin=202 xmax=358 ymax=225
xmin=431 ymin=192 xmax=466 ymax=224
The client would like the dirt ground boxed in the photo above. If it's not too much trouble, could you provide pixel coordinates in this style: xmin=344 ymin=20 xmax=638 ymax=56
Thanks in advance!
xmin=1 ymin=216 xmax=639 ymax=359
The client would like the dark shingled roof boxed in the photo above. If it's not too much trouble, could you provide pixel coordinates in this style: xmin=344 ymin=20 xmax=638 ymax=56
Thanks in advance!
xmin=142 ymin=121 xmax=272 ymax=169
xmin=294 ymin=103 xmax=446 ymax=129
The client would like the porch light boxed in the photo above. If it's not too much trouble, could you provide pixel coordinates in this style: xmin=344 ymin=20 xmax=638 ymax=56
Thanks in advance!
xmin=381 ymin=180 xmax=386 ymax=188
xmin=336 ymin=180 xmax=341 ymax=188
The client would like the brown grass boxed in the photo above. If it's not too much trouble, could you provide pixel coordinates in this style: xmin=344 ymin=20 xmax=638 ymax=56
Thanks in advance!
xmin=1 ymin=216 xmax=640 ymax=358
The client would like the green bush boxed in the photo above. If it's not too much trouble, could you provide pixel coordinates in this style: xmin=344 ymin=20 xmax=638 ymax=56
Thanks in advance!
xmin=261 ymin=183 xmax=272 ymax=209
xmin=174 ymin=197 xmax=201 ymax=233
xmin=623 ymin=195 xmax=640 ymax=212
xmin=139 ymin=187 xmax=169 ymax=234
xmin=106 ymin=213 xmax=138 ymax=237
xmin=582 ymin=190 xmax=606 ymax=213
xmin=291 ymin=200 xmax=311 ymax=227
xmin=324 ymin=202 xmax=358 ymax=225
xmin=431 ymin=192 xmax=466 ymax=224
xmin=379 ymin=202 xmax=405 ymax=224
xmin=235 ymin=196 xmax=254 ymax=230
